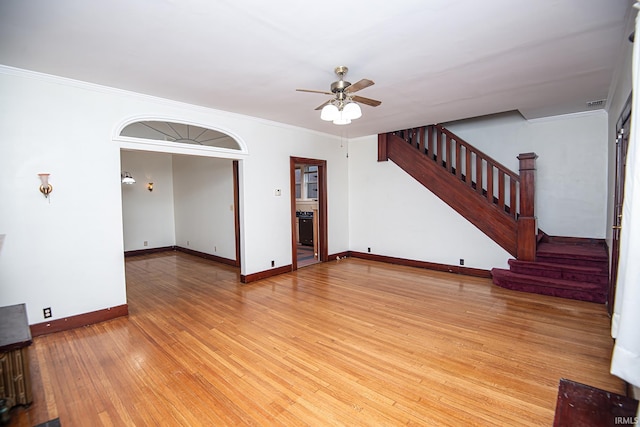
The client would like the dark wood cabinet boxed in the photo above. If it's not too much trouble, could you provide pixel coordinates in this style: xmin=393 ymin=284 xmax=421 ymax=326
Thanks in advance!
xmin=299 ymin=217 xmax=313 ymax=246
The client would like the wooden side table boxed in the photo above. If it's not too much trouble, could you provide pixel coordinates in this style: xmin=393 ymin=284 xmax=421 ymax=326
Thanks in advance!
xmin=553 ymin=378 xmax=639 ymax=426
xmin=0 ymin=304 xmax=33 ymax=408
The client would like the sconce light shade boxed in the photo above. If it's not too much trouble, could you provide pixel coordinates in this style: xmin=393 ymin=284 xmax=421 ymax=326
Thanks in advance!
xmin=38 ymin=173 xmax=53 ymax=198
xmin=147 ymin=182 xmax=153 ymax=192
xmin=121 ymin=172 xmax=136 ymax=184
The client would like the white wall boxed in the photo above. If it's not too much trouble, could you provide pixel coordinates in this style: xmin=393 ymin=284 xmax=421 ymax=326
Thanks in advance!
xmin=445 ymin=111 xmax=609 ymax=238
xmin=173 ymin=156 xmax=236 ymax=260
xmin=237 ymin=125 xmax=350 ymax=273
xmin=348 ymin=136 xmax=512 ymax=270
xmin=0 ymin=66 xmax=349 ymax=324
xmin=0 ymin=70 xmax=127 ymax=323
xmin=348 ymin=110 xmax=610 ymax=270
xmin=121 ymin=150 xmax=176 ymax=251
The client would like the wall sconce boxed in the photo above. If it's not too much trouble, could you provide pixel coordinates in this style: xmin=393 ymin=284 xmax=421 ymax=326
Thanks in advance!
xmin=38 ymin=173 xmax=53 ymax=198
xmin=121 ymin=171 xmax=135 ymax=184
xmin=147 ymin=182 xmax=153 ymax=192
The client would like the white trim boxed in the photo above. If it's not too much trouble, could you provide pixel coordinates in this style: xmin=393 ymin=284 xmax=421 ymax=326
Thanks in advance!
xmin=118 ymin=139 xmax=248 ymax=159
xmin=113 ymin=115 xmax=249 ymax=158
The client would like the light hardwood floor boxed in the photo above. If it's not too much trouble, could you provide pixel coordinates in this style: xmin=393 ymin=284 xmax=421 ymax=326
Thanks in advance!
xmin=12 ymin=252 xmax=623 ymax=426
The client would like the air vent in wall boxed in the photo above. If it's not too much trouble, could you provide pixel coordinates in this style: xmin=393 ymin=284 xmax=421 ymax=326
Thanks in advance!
xmin=586 ymin=99 xmax=606 ymax=108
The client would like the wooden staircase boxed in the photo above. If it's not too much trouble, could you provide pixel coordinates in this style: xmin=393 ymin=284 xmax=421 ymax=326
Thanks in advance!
xmin=378 ymin=124 xmax=537 ymax=259
xmin=491 ymin=235 xmax=608 ymax=303
xmin=378 ymin=125 xmax=609 ymax=304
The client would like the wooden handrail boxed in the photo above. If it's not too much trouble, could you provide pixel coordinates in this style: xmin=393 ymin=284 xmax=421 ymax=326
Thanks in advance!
xmin=382 ymin=125 xmax=537 ymax=260
xmin=391 ymin=125 xmax=521 ymax=219
xmin=435 ymin=125 xmax=519 ymax=181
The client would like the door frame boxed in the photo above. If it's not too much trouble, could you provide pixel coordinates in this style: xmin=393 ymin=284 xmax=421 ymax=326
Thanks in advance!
xmin=608 ymin=93 xmax=632 ymax=315
xmin=233 ymin=160 xmax=241 ymax=267
xmin=290 ymin=157 xmax=328 ymax=270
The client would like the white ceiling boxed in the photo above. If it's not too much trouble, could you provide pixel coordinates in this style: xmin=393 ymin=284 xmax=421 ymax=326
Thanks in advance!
xmin=0 ymin=0 xmax=632 ymax=138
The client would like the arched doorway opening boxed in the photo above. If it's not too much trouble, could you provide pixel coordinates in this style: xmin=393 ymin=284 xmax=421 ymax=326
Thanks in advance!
xmin=115 ymin=117 xmax=247 ymax=283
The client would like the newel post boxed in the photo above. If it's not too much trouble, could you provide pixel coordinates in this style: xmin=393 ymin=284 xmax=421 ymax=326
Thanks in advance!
xmin=378 ymin=133 xmax=388 ymax=162
xmin=517 ymin=152 xmax=538 ymax=261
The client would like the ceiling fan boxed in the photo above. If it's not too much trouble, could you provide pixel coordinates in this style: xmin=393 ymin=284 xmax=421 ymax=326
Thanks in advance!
xmin=296 ymin=66 xmax=381 ymax=125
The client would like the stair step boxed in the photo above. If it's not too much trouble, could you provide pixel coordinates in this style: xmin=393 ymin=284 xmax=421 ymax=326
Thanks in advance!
xmin=491 ymin=268 xmax=606 ymax=303
xmin=508 ymin=259 xmax=608 ymax=285
xmin=536 ymin=242 xmax=608 ymax=270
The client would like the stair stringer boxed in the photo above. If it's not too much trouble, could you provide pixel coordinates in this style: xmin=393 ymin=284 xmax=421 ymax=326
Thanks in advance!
xmin=386 ymin=133 xmax=518 ymax=257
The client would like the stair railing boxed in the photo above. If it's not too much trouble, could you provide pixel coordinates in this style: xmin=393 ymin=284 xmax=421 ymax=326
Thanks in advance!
xmin=379 ymin=124 xmax=537 ymax=260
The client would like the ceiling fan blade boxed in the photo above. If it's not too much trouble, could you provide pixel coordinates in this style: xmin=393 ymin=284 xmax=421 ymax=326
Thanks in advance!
xmin=345 ymin=79 xmax=374 ymax=94
xmin=296 ymin=88 xmax=333 ymax=95
xmin=314 ymin=100 xmax=332 ymax=110
xmin=353 ymin=95 xmax=381 ymax=107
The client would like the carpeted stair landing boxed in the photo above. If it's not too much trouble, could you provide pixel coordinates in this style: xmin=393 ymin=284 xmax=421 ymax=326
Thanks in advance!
xmin=491 ymin=239 xmax=608 ymax=303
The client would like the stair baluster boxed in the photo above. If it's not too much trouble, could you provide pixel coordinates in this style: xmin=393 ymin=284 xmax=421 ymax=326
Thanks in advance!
xmin=379 ymin=124 xmax=536 ymax=259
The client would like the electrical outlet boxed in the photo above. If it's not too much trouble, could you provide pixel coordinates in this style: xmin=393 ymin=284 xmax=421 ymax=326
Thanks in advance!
xmin=214 ymin=246 xmax=217 ymax=252
xmin=368 ymin=247 xmax=371 ymax=253
xmin=187 ymin=240 xmax=190 ymax=246
xmin=459 ymin=259 xmax=465 ymax=266
xmin=271 ymin=260 xmax=275 ymax=267
xmin=143 ymin=241 xmax=148 ymax=247
xmin=43 ymin=307 xmax=52 ymax=318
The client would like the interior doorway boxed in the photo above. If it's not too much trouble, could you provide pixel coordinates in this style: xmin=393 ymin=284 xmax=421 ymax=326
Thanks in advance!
xmin=120 ymin=151 xmax=241 ymax=268
xmin=290 ymin=157 xmax=328 ymax=270
xmin=609 ymin=94 xmax=632 ymax=315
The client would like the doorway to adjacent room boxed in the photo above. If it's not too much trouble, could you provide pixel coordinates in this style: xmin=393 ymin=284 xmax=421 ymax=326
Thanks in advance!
xmin=290 ymin=157 xmax=328 ymax=269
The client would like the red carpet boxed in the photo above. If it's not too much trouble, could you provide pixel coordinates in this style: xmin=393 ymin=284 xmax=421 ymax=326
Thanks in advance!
xmin=492 ymin=240 xmax=608 ymax=303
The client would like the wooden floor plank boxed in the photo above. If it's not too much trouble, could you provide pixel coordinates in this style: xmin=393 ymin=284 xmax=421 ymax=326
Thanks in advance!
xmin=9 ymin=252 xmax=623 ymax=426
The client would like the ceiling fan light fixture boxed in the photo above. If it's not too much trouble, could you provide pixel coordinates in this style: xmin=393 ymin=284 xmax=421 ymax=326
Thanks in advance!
xmin=332 ymin=110 xmax=352 ymax=125
xmin=343 ymin=101 xmax=362 ymax=120
xmin=320 ymin=103 xmax=339 ymax=121
xmin=297 ymin=66 xmax=380 ymax=125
